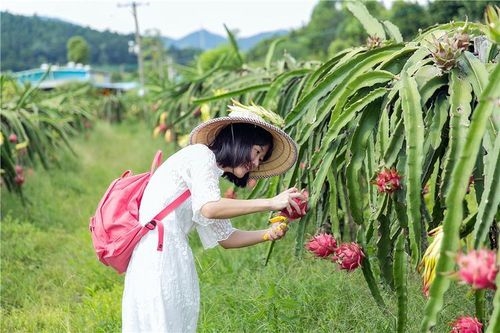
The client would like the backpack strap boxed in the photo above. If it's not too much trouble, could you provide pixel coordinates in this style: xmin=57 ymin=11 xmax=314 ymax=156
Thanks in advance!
xmin=147 ymin=189 xmax=192 ymax=251
xmin=150 ymin=150 xmax=163 ymax=174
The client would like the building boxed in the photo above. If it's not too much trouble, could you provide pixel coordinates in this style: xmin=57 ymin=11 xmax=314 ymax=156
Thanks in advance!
xmin=14 ymin=63 xmax=138 ymax=92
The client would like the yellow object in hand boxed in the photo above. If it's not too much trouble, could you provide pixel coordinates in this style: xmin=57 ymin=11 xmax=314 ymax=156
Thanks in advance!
xmin=268 ymin=215 xmax=288 ymax=224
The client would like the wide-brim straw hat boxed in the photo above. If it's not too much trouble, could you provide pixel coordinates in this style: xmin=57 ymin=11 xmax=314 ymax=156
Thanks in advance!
xmin=189 ymin=101 xmax=298 ymax=178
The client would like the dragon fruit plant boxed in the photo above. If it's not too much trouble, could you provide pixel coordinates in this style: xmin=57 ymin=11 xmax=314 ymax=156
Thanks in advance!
xmin=149 ymin=2 xmax=500 ymax=331
xmin=306 ymin=233 xmax=337 ymax=258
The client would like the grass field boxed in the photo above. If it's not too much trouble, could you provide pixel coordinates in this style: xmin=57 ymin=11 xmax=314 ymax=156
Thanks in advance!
xmin=1 ymin=120 xmax=476 ymax=332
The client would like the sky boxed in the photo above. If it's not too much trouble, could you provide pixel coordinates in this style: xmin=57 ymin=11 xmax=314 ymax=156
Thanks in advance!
xmin=0 ymin=0 xmax=322 ymax=39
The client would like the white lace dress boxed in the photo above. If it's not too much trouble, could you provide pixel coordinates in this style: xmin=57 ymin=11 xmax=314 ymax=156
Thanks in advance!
xmin=122 ymin=144 xmax=235 ymax=333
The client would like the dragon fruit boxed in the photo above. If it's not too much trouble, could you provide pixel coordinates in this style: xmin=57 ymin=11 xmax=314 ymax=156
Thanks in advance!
xmin=224 ymin=187 xmax=237 ymax=199
xmin=333 ymin=242 xmax=365 ymax=271
xmin=372 ymin=168 xmax=402 ymax=194
xmin=456 ymin=249 xmax=498 ymax=290
xmin=279 ymin=190 xmax=309 ymax=220
xmin=8 ymin=133 xmax=18 ymax=143
xmin=306 ymin=233 xmax=337 ymax=258
xmin=450 ymin=316 xmax=483 ymax=333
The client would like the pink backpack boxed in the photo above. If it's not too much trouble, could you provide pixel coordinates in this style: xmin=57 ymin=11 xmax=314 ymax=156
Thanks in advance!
xmin=89 ymin=150 xmax=191 ymax=274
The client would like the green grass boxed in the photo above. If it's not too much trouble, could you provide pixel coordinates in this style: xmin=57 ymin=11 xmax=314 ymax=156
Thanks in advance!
xmin=1 ymin=120 xmax=475 ymax=332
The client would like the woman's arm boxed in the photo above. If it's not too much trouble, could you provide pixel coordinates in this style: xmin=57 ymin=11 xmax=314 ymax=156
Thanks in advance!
xmin=218 ymin=222 xmax=288 ymax=249
xmin=200 ymin=187 xmax=305 ymax=219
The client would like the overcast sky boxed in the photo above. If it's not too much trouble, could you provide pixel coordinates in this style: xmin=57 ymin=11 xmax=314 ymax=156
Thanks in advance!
xmin=0 ymin=0 xmax=323 ymax=39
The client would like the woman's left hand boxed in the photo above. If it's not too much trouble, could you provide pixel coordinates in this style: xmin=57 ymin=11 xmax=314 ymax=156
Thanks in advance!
xmin=263 ymin=221 xmax=289 ymax=241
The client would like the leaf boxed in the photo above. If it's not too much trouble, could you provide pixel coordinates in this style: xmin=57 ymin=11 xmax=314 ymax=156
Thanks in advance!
xmin=394 ymin=231 xmax=408 ymax=333
xmin=346 ymin=1 xmax=386 ymax=40
xmin=265 ymin=38 xmax=284 ymax=70
xmin=401 ymin=71 xmax=424 ymax=264
xmin=439 ymin=70 xmax=473 ymax=201
xmin=473 ymin=115 xmax=500 ymax=248
xmin=223 ymin=24 xmax=244 ymax=66
xmin=192 ymin=83 xmax=271 ymax=104
xmin=346 ymin=101 xmax=381 ymax=224
xmin=383 ymin=20 xmax=403 ymax=43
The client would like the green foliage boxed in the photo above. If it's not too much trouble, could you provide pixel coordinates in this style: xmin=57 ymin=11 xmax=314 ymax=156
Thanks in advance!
xmin=0 ymin=75 xmax=94 ymax=198
xmin=66 ymin=35 xmax=90 ymax=64
xmin=197 ymin=44 xmax=243 ymax=72
xmin=0 ymin=12 xmax=136 ymax=71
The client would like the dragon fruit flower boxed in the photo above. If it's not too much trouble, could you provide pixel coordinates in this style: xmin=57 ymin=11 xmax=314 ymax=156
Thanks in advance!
xmin=450 ymin=316 xmax=483 ymax=333
xmin=418 ymin=226 xmax=444 ymax=297
xmin=456 ymin=249 xmax=498 ymax=290
xmin=372 ymin=167 xmax=402 ymax=194
xmin=333 ymin=242 xmax=365 ymax=271
xmin=306 ymin=233 xmax=337 ymax=258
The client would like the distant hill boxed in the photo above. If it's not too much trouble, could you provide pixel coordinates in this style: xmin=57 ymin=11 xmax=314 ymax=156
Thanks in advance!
xmin=165 ymin=29 xmax=288 ymax=51
xmin=169 ymin=29 xmax=226 ymax=50
xmin=0 ymin=11 xmax=288 ymax=72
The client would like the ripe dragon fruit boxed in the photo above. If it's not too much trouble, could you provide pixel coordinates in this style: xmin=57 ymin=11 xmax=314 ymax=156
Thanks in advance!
xmin=224 ymin=187 xmax=237 ymax=199
xmin=372 ymin=168 xmax=402 ymax=194
xmin=333 ymin=242 xmax=365 ymax=271
xmin=306 ymin=233 xmax=337 ymax=258
xmin=450 ymin=316 xmax=483 ymax=333
xmin=279 ymin=190 xmax=309 ymax=220
xmin=8 ymin=133 xmax=18 ymax=143
xmin=456 ymin=249 xmax=498 ymax=290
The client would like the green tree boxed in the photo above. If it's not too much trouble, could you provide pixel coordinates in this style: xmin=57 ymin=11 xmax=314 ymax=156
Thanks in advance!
xmin=390 ymin=0 xmax=429 ymax=40
xmin=67 ymin=35 xmax=90 ymax=64
xmin=197 ymin=44 xmax=243 ymax=72
xmin=427 ymin=0 xmax=493 ymax=24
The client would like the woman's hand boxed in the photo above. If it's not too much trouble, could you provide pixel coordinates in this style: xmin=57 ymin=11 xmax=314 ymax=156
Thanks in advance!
xmin=269 ymin=187 xmax=307 ymax=217
xmin=263 ymin=221 xmax=289 ymax=241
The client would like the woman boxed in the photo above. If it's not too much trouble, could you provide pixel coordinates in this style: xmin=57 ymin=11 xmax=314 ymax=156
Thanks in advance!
xmin=122 ymin=101 xmax=306 ymax=332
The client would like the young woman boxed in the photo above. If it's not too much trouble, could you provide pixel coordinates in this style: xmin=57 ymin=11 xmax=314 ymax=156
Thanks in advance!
xmin=122 ymin=101 xmax=307 ymax=332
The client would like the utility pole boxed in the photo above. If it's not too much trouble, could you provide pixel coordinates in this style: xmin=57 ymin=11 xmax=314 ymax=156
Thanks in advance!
xmin=118 ymin=1 xmax=148 ymax=95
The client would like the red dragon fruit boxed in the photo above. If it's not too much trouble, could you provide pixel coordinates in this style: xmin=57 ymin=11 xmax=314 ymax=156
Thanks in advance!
xmin=450 ymin=316 xmax=483 ymax=333
xmin=279 ymin=190 xmax=309 ymax=220
xmin=224 ymin=187 xmax=237 ymax=199
xmin=456 ymin=249 xmax=498 ymax=290
xmin=306 ymin=233 xmax=337 ymax=258
xmin=8 ymin=133 xmax=18 ymax=143
xmin=372 ymin=167 xmax=402 ymax=194
xmin=333 ymin=242 xmax=365 ymax=271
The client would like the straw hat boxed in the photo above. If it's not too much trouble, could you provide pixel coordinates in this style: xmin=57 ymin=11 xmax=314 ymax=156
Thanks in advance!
xmin=189 ymin=101 xmax=298 ymax=178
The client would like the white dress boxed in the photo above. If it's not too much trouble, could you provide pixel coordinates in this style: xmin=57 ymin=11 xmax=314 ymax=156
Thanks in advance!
xmin=122 ymin=144 xmax=235 ymax=333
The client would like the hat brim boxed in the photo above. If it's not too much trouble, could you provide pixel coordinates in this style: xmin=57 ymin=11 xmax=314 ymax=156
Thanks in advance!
xmin=189 ymin=117 xmax=298 ymax=178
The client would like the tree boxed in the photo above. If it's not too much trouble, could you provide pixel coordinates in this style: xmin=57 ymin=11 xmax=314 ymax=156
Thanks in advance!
xmin=390 ymin=1 xmax=429 ymax=40
xmin=197 ymin=44 xmax=243 ymax=72
xmin=67 ymin=35 xmax=90 ymax=64
xmin=427 ymin=0 xmax=491 ymax=25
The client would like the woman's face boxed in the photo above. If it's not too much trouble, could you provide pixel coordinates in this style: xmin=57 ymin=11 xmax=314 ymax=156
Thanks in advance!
xmin=228 ymin=144 xmax=270 ymax=178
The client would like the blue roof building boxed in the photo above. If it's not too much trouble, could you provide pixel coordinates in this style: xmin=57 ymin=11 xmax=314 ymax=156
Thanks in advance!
xmin=14 ymin=63 xmax=138 ymax=92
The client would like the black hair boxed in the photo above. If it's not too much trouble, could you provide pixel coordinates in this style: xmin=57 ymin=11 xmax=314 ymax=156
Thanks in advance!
xmin=209 ymin=123 xmax=274 ymax=187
